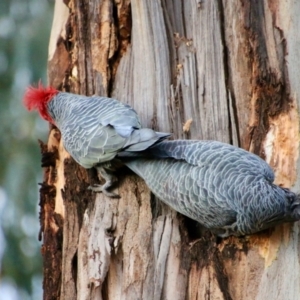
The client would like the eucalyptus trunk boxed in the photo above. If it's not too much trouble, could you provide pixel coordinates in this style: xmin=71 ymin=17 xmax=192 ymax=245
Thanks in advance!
xmin=41 ymin=0 xmax=300 ymax=299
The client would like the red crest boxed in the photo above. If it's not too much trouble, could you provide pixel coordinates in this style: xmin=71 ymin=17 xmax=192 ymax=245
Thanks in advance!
xmin=23 ymin=82 xmax=58 ymax=123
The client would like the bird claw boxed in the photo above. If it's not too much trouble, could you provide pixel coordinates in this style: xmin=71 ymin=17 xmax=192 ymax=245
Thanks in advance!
xmin=216 ymin=229 xmax=231 ymax=238
xmin=215 ymin=222 xmax=239 ymax=238
xmin=89 ymin=165 xmax=120 ymax=198
xmin=88 ymin=184 xmax=120 ymax=198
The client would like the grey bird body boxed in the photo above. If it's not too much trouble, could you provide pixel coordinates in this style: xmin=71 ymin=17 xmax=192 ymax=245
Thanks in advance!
xmin=124 ymin=140 xmax=300 ymax=236
xmin=47 ymin=92 xmax=169 ymax=168
xmin=24 ymin=85 xmax=170 ymax=197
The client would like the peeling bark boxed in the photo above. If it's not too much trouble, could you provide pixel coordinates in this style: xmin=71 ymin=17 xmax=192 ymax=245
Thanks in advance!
xmin=41 ymin=0 xmax=300 ymax=299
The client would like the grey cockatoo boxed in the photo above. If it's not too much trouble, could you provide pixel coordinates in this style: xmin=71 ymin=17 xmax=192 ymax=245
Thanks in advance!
xmin=23 ymin=84 xmax=170 ymax=197
xmin=124 ymin=140 xmax=300 ymax=236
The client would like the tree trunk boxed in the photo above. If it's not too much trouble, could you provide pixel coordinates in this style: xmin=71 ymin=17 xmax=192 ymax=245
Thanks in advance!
xmin=41 ymin=0 xmax=300 ymax=299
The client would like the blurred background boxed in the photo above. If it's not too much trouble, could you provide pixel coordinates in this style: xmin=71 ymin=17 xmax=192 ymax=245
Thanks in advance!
xmin=0 ymin=0 xmax=54 ymax=299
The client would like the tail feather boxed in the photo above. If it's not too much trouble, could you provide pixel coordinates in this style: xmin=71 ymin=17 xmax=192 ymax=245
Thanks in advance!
xmin=124 ymin=160 xmax=145 ymax=178
xmin=123 ymin=129 xmax=170 ymax=152
xmin=142 ymin=140 xmax=200 ymax=159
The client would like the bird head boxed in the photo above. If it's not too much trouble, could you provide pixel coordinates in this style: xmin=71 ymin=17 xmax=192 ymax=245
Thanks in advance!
xmin=280 ymin=188 xmax=300 ymax=221
xmin=23 ymin=83 xmax=59 ymax=123
xmin=289 ymin=194 xmax=300 ymax=221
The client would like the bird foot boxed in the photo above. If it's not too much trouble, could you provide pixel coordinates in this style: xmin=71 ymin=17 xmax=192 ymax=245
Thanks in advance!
xmin=215 ymin=222 xmax=239 ymax=238
xmin=216 ymin=229 xmax=231 ymax=238
xmin=88 ymin=184 xmax=120 ymax=198
xmin=89 ymin=165 xmax=120 ymax=198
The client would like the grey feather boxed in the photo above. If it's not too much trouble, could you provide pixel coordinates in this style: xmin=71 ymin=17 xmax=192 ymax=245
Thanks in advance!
xmin=124 ymin=140 xmax=300 ymax=236
xmin=47 ymin=92 xmax=170 ymax=168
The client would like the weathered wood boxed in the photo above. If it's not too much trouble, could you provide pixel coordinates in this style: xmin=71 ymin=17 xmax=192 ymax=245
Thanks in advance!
xmin=42 ymin=0 xmax=300 ymax=299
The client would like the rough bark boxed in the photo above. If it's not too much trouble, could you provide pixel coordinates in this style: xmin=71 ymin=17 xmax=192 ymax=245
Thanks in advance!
xmin=41 ymin=0 xmax=300 ymax=299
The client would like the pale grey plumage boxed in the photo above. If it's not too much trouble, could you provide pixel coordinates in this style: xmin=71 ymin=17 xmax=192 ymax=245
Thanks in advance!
xmin=47 ymin=92 xmax=169 ymax=169
xmin=124 ymin=140 xmax=300 ymax=236
xmin=46 ymin=92 xmax=169 ymax=197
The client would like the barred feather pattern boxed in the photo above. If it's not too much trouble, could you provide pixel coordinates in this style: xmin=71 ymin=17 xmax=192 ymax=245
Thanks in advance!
xmin=47 ymin=92 xmax=169 ymax=168
xmin=125 ymin=140 xmax=300 ymax=236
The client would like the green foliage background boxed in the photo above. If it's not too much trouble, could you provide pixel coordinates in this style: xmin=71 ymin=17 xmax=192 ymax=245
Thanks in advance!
xmin=0 ymin=0 xmax=54 ymax=298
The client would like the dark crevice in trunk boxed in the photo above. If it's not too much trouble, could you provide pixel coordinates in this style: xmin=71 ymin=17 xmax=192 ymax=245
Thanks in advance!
xmin=217 ymin=0 xmax=241 ymax=147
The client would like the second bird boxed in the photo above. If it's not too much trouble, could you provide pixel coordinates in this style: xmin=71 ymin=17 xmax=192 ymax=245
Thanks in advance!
xmin=124 ymin=140 xmax=300 ymax=236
